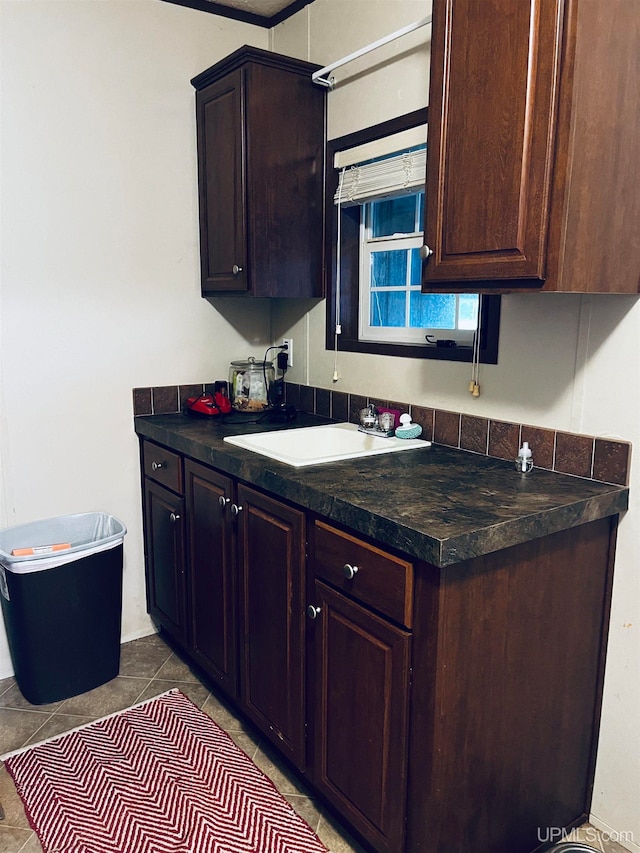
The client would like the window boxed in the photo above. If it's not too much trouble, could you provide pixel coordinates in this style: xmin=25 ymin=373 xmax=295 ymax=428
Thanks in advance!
xmin=325 ymin=109 xmax=500 ymax=364
xmin=359 ymin=192 xmax=480 ymax=346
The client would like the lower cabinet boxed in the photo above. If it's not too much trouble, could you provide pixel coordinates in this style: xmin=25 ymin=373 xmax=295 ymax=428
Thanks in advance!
xmin=308 ymin=520 xmax=413 ymax=853
xmin=140 ymin=439 xmax=616 ymax=853
xmin=184 ymin=459 xmax=237 ymax=700
xmin=141 ymin=441 xmax=414 ymax=850
xmin=183 ymin=460 xmax=307 ymax=769
xmin=310 ymin=582 xmax=411 ymax=853
xmin=236 ymin=484 xmax=307 ymax=770
xmin=142 ymin=444 xmax=187 ymax=647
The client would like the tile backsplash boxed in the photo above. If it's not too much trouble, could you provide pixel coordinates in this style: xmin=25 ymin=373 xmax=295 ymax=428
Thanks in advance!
xmin=132 ymin=382 xmax=631 ymax=487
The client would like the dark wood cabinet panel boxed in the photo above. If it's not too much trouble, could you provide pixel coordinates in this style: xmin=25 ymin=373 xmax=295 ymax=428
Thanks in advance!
xmin=424 ymin=0 xmax=561 ymax=284
xmin=196 ymin=72 xmax=246 ymax=293
xmin=192 ymin=47 xmax=326 ymax=298
xmin=143 ymin=479 xmax=186 ymax=645
xmin=185 ymin=460 xmax=238 ymax=700
xmin=406 ymin=517 xmax=616 ymax=853
xmin=311 ymin=581 xmax=411 ymax=853
xmin=237 ymin=483 xmax=307 ymax=770
xmin=423 ymin=0 xmax=640 ymax=293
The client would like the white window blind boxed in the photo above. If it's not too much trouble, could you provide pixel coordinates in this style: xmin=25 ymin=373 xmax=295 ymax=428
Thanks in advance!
xmin=333 ymin=125 xmax=427 ymax=207
xmin=333 ymin=146 xmax=426 ymax=206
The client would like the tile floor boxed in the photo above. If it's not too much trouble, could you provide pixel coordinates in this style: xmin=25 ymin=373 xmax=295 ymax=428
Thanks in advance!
xmin=0 ymin=633 xmax=629 ymax=853
xmin=0 ymin=633 xmax=365 ymax=853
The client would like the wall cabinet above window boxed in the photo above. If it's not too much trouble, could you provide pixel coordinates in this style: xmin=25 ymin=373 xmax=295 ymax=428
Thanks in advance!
xmin=191 ymin=47 xmax=326 ymax=298
xmin=422 ymin=0 xmax=640 ymax=294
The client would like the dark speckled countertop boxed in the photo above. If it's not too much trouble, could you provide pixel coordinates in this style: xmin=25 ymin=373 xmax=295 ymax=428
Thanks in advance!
xmin=134 ymin=413 xmax=628 ymax=568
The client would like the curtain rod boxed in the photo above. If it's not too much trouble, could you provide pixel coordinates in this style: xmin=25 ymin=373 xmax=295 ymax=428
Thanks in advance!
xmin=312 ymin=15 xmax=432 ymax=90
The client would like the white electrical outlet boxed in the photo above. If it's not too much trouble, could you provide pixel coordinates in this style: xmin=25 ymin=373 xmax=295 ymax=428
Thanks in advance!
xmin=282 ymin=338 xmax=293 ymax=367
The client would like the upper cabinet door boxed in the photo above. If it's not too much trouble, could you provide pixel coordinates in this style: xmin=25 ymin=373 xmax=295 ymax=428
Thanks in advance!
xmin=423 ymin=0 xmax=640 ymax=294
xmin=423 ymin=0 xmax=562 ymax=287
xmin=196 ymin=69 xmax=247 ymax=293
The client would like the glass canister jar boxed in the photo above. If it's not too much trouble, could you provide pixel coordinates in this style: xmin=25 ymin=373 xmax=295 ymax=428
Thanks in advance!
xmin=229 ymin=357 xmax=274 ymax=412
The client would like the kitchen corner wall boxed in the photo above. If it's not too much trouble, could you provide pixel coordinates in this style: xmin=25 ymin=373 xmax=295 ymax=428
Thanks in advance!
xmin=271 ymin=1 xmax=640 ymax=848
xmin=0 ymin=3 xmax=269 ymax=671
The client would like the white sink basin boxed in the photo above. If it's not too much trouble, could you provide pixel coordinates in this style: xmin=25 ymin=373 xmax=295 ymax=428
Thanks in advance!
xmin=223 ymin=422 xmax=431 ymax=467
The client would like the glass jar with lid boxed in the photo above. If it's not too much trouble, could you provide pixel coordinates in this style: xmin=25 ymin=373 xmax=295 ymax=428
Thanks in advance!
xmin=229 ymin=357 xmax=274 ymax=411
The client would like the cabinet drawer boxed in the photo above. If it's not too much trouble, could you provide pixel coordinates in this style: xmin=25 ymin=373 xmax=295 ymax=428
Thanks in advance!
xmin=143 ymin=441 xmax=183 ymax=494
xmin=313 ymin=520 xmax=413 ymax=628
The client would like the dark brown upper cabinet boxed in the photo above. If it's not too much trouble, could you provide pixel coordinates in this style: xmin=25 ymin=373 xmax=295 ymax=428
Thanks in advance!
xmin=191 ymin=47 xmax=326 ymax=297
xmin=422 ymin=0 xmax=640 ymax=294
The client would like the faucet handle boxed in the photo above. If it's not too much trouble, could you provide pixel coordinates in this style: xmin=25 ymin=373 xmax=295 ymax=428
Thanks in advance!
xmin=360 ymin=405 xmax=378 ymax=429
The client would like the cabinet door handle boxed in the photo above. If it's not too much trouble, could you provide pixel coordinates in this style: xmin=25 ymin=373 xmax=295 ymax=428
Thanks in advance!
xmin=232 ymin=264 xmax=243 ymax=275
xmin=151 ymin=461 xmax=164 ymax=471
xmin=307 ymin=605 xmax=321 ymax=620
xmin=230 ymin=503 xmax=243 ymax=517
xmin=420 ymin=245 xmax=434 ymax=261
xmin=218 ymin=495 xmax=230 ymax=510
xmin=169 ymin=512 xmax=181 ymax=523
xmin=343 ymin=563 xmax=359 ymax=580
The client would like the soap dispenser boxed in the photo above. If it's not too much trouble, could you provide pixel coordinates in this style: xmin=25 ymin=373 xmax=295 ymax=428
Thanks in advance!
xmin=395 ymin=413 xmax=423 ymax=440
xmin=515 ymin=441 xmax=533 ymax=474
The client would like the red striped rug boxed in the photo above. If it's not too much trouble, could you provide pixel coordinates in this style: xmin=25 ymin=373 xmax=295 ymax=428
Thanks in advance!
xmin=4 ymin=689 xmax=328 ymax=853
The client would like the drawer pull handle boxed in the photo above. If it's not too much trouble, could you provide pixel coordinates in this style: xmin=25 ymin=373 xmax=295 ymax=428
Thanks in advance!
xmin=307 ymin=605 xmax=321 ymax=620
xmin=420 ymin=244 xmax=434 ymax=261
xmin=343 ymin=563 xmax=359 ymax=580
xmin=218 ymin=496 xmax=230 ymax=510
xmin=169 ymin=512 xmax=180 ymax=523
xmin=232 ymin=264 xmax=243 ymax=275
xmin=151 ymin=461 xmax=164 ymax=471
xmin=230 ymin=504 xmax=243 ymax=517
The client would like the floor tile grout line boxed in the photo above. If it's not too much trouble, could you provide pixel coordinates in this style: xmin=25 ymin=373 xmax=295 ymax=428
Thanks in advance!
xmin=19 ymin=711 xmax=57 ymax=751
xmin=16 ymin=830 xmax=38 ymax=853
xmin=0 ymin=679 xmax=17 ymax=699
xmin=132 ymin=676 xmax=160 ymax=707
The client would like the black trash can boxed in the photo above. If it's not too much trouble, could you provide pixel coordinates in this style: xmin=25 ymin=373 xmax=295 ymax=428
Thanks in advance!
xmin=0 ymin=512 xmax=126 ymax=705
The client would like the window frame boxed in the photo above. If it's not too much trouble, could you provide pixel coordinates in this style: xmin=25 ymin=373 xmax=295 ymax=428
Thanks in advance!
xmin=324 ymin=109 xmax=501 ymax=364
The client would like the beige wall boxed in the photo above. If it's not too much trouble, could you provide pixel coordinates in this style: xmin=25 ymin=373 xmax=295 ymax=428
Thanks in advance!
xmin=271 ymin=2 xmax=640 ymax=848
xmin=0 ymin=1 xmax=269 ymax=667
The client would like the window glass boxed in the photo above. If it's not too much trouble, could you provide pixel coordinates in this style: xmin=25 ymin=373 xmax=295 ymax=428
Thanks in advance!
xmin=370 ymin=250 xmax=407 ymax=289
xmin=409 ymin=248 xmax=422 ymax=285
xmin=370 ymin=291 xmax=406 ymax=327
xmin=370 ymin=196 xmax=417 ymax=237
xmin=458 ymin=294 xmax=480 ymax=329
xmin=409 ymin=293 xmax=456 ymax=328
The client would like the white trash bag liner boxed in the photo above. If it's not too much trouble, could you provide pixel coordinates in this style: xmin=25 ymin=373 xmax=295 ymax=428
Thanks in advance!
xmin=0 ymin=512 xmax=127 ymax=574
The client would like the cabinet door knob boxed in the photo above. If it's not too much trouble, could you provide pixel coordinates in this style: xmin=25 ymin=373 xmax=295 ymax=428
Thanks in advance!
xmin=218 ymin=495 xmax=230 ymax=510
xmin=343 ymin=563 xmax=359 ymax=580
xmin=151 ymin=461 xmax=164 ymax=471
xmin=230 ymin=503 xmax=243 ymax=517
xmin=232 ymin=264 xmax=243 ymax=275
xmin=169 ymin=512 xmax=180 ymax=523
xmin=307 ymin=605 xmax=321 ymax=620
xmin=420 ymin=245 xmax=434 ymax=261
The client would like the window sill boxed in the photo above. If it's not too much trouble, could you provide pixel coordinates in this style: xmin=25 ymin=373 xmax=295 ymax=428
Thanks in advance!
xmin=332 ymin=338 xmax=498 ymax=365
